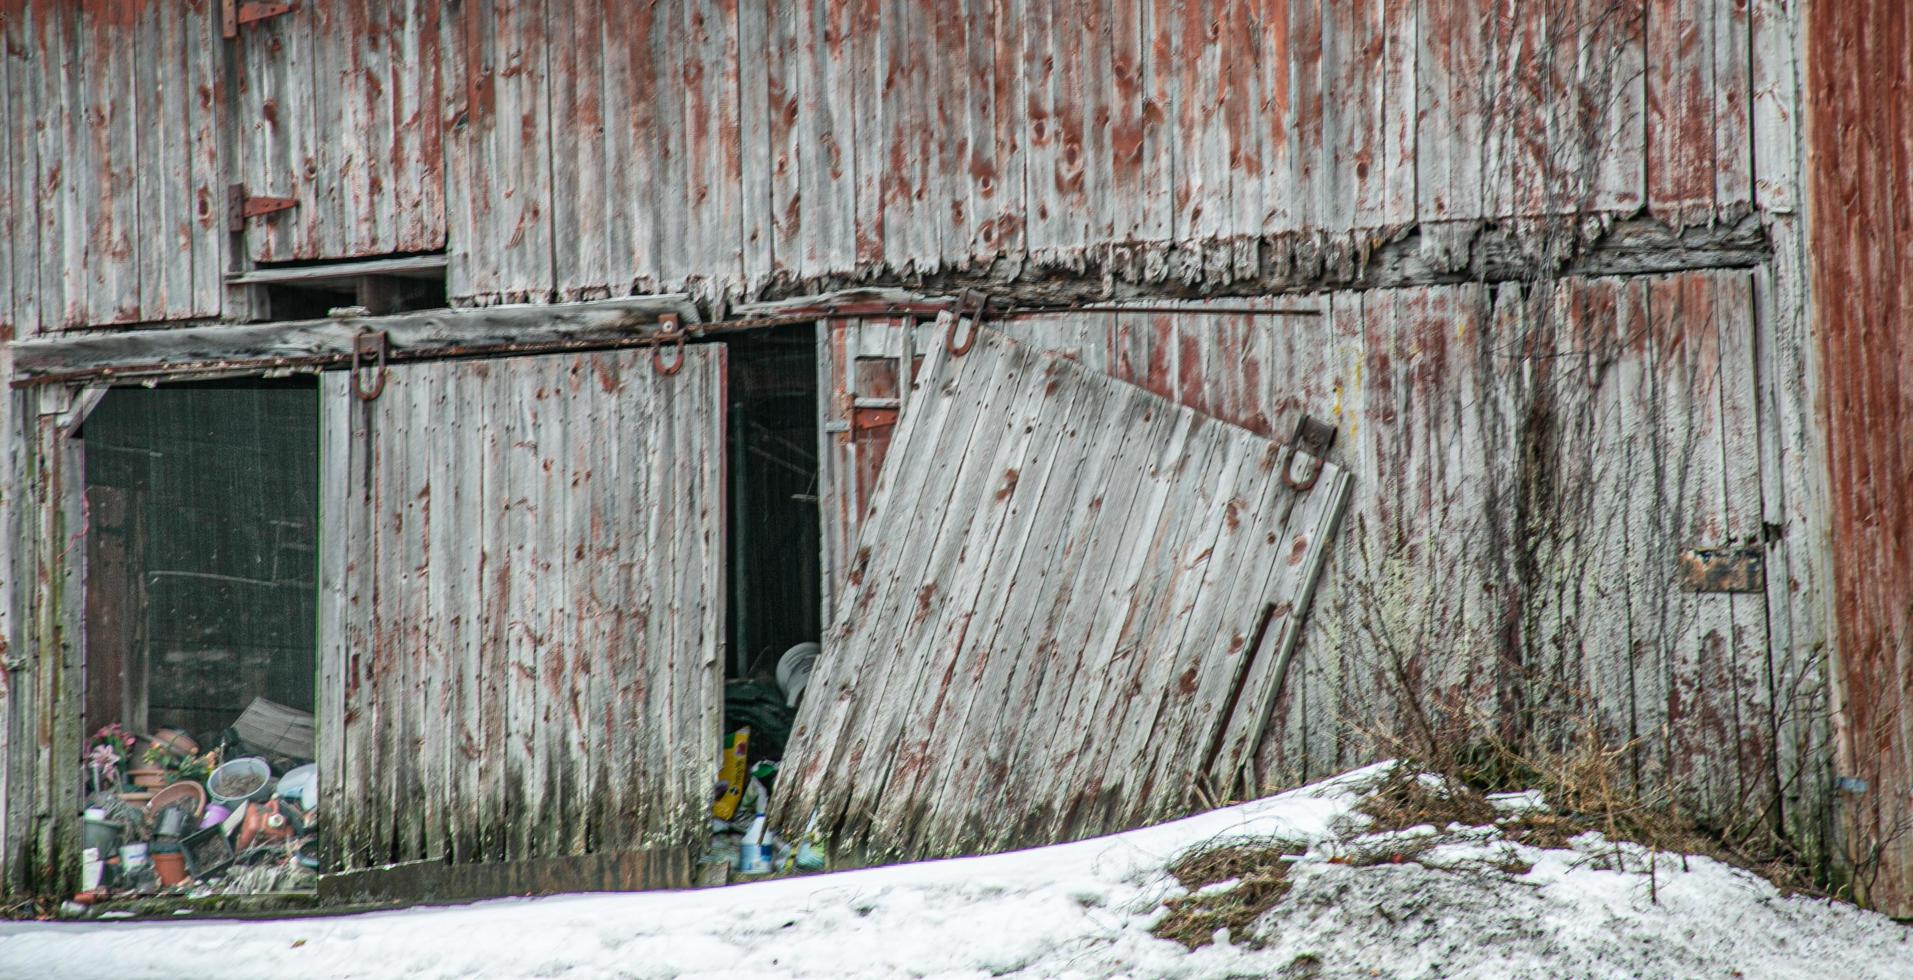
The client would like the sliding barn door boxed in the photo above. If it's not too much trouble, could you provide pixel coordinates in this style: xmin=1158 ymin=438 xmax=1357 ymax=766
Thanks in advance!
xmin=776 ymin=323 xmax=1350 ymax=863
xmin=319 ymin=346 xmax=725 ymax=876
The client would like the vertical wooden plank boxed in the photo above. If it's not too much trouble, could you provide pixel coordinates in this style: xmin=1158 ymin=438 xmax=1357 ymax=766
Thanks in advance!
xmin=611 ymin=2 xmax=665 ymax=293
xmin=1379 ymin=0 xmax=1417 ymax=225
xmin=1 ymin=2 xmax=35 ymax=335
xmin=1586 ymin=0 xmax=1650 ymax=215
xmin=683 ymin=0 xmax=745 ymax=292
xmin=79 ymin=1 xmax=139 ymax=324
xmin=1711 ymin=270 xmax=1776 ymax=828
xmin=441 ymin=3 xmax=482 ymax=302
xmin=1020 ymin=0 xmax=1067 ymax=257
xmin=737 ymin=0 xmax=774 ymax=292
xmin=1748 ymin=0 xmax=1797 ymax=213
xmin=1321 ymin=0 xmax=1382 ymax=229
xmin=767 ymin=0 xmax=803 ymax=278
xmin=1648 ymin=273 xmax=1737 ymax=817
xmin=1287 ymin=0 xmax=1325 ymax=237
xmin=549 ymin=0 xmax=607 ymax=299
xmin=186 ymin=0 xmax=225 ymax=318
xmin=399 ymin=0 xmax=447 ymax=254
xmin=31 ymin=6 xmax=74 ymax=329
xmin=1712 ymin=0 xmax=1753 ymax=210
xmin=1646 ymin=0 xmax=1716 ymax=224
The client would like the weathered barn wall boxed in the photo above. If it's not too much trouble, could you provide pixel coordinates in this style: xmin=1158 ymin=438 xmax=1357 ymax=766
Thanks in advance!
xmin=1804 ymin=0 xmax=1913 ymax=913
xmin=0 ymin=1 xmax=225 ymax=334
xmin=318 ymin=347 xmax=726 ymax=873
xmin=442 ymin=0 xmax=1774 ymax=306
xmin=0 ymin=0 xmax=1884 ymax=907
xmin=0 ymin=0 xmax=1799 ymax=320
xmin=813 ymin=271 xmax=1828 ymax=865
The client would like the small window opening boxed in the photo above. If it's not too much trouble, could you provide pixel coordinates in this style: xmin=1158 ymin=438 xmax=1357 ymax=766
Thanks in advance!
xmin=241 ymin=254 xmax=450 ymax=320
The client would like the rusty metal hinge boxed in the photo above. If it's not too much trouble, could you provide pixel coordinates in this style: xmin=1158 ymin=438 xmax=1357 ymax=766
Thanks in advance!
xmin=222 ymin=1 xmax=298 ymax=39
xmin=227 ymin=184 xmax=298 ymax=232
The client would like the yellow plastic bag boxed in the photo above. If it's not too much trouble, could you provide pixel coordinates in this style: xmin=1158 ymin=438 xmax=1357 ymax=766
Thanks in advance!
xmin=711 ymin=727 xmax=752 ymax=821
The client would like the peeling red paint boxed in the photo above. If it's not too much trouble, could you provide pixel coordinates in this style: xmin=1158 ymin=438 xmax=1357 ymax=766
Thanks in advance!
xmin=1806 ymin=0 xmax=1913 ymax=916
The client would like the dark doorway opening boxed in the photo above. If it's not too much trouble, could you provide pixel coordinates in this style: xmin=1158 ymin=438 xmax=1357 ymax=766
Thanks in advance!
xmin=722 ymin=326 xmax=822 ymax=767
xmin=80 ymin=379 xmax=320 ymax=743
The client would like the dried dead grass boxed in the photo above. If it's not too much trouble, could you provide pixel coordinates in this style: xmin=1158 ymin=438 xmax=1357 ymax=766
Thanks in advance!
xmin=1367 ymin=737 xmax=1825 ymax=898
xmin=1152 ymin=840 xmax=1306 ymax=949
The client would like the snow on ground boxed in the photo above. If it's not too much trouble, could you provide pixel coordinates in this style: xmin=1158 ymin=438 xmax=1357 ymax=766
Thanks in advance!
xmin=1 ymin=763 xmax=1907 ymax=979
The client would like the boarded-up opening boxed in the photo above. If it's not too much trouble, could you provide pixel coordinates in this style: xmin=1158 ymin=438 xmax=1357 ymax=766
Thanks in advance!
xmin=775 ymin=323 xmax=1351 ymax=864
xmin=81 ymin=381 xmax=320 ymax=741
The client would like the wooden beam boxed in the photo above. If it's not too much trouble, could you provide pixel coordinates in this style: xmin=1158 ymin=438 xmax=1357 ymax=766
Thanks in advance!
xmin=224 ymin=253 xmax=449 ymax=286
xmin=8 ymin=296 xmax=700 ymax=386
xmin=752 ymin=212 xmax=1775 ymax=309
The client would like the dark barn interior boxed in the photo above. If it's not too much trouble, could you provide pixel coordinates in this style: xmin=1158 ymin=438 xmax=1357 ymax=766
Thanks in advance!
xmin=80 ymin=382 xmax=320 ymax=741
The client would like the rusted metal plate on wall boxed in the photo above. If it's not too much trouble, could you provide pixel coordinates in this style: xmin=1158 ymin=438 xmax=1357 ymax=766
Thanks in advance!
xmin=1805 ymin=0 xmax=1913 ymax=915
xmin=232 ymin=0 xmax=445 ymax=262
xmin=0 ymin=0 xmax=225 ymax=333
xmin=1679 ymin=547 xmax=1766 ymax=593
xmin=777 ymin=323 xmax=1351 ymax=862
xmin=318 ymin=346 xmax=726 ymax=872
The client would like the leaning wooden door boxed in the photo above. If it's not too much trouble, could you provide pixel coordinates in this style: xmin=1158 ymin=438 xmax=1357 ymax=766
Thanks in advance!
xmin=776 ymin=321 xmax=1351 ymax=863
xmin=318 ymin=346 xmax=725 ymax=878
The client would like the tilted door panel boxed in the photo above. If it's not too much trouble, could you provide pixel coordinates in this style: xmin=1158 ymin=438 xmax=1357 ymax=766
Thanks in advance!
xmin=776 ymin=322 xmax=1350 ymax=863
xmin=319 ymin=346 xmax=724 ymax=872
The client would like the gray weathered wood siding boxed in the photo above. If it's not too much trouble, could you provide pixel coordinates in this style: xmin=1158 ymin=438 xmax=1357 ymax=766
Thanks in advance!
xmin=234 ymin=0 xmax=446 ymax=263
xmin=813 ymin=270 xmax=1820 ymax=865
xmin=1047 ymin=274 xmax=1820 ymax=859
xmin=318 ymin=346 xmax=727 ymax=871
xmin=441 ymin=0 xmax=1775 ymax=306
xmin=0 ymin=1 xmax=225 ymax=335
xmin=0 ymin=382 xmax=85 ymax=896
xmin=0 ymin=1 xmax=1795 ymax=323
xmin=780 ymin=323 xmax=1349 ymax=861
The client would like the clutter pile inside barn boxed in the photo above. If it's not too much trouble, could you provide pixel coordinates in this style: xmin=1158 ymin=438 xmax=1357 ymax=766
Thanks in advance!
xmin=71 ymin=699 xmax=320 ymax=910
xmin=703 ymin=642 xmax=825 ymax=883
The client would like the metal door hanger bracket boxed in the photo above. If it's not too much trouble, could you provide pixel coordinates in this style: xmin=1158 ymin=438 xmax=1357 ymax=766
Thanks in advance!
xmin=1282 ymin=414 xmax=1336 ymax=492
xmin=946 ymin=289 xmax=992 ymax=357
xmin=651 ymin=313 xmax=686 ymax=376
xmin=351 ymin=330 xmax=388 ymax=402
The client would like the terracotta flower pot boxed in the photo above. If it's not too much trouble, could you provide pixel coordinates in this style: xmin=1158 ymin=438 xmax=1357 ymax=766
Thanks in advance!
xmin=151 ymin=850 xmax=188 ymax=886
xmin=129 ymin=766 xmax=168 ymax=790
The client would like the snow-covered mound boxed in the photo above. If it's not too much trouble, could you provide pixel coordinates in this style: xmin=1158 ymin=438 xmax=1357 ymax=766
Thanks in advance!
xmin=1 ymin=763 xmax=1906 ymax=979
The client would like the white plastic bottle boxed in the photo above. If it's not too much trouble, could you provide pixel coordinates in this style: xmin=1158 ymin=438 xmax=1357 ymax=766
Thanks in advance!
xmin=739 ymin=811 xmax=771 ymax=874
